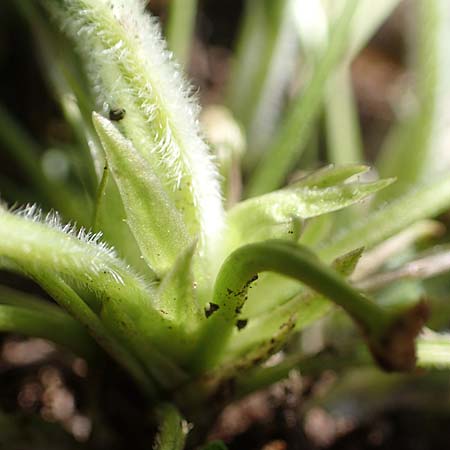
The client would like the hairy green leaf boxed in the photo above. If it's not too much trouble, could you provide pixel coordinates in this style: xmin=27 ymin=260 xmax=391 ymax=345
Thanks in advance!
xmin=47 ymin=0 xmax=225 ymax=258
xmin=93 ymin=113 xmax=191 ymax=276
xmin=226 ymin=176 xmax=392 ymax=253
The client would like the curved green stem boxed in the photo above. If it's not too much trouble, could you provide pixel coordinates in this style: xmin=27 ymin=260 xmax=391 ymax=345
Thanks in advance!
xmin=191 ymin=240 xmax=426 ymax=373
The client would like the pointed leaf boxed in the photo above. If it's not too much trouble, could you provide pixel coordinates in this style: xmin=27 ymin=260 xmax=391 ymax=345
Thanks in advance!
xmin=296 ymin=164 xmax=369 ymax=188
xmin=93 ymin=113 xmax=191 ymax=276
xmin=156 ymin=242 xmax=202 ymax=328
xmin=226 ymin=177 xmax=393 ymax=251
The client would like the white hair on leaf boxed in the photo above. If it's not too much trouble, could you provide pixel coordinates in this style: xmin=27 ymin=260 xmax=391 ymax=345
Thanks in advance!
xmin=1 ymin=204 xmax=145 ymax=289
xmin=50 ymin=0 xmax=225 ymax=262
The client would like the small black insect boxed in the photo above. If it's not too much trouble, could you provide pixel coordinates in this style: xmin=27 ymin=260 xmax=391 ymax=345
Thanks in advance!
xmin=109 ymin=108 xmax=126 ymax=121
xmin=236 ymin=319 xmax=248 ymax=330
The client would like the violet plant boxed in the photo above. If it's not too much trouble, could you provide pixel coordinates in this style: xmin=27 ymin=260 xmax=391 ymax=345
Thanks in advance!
xmin=2 ymin=0 xmax=450 ymax=447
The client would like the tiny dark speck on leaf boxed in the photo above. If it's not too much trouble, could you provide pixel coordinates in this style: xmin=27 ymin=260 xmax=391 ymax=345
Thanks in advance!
xmin=205 ymin=302 xmax=220 ymax=318
xmin=109 ymin=107 xmax=126 ymax=121
xmin=236 ymin=319 xmax=248 ymax=330
xmin=249 ymin=274 xmax=258 ymax=283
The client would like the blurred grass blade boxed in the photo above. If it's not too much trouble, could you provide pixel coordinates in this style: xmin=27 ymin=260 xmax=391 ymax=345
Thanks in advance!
xmin=417 ymin=331 xmax=450 ymax=368
xmin=227 ymin=0 xmax=299 ymax=169
xmin=375 ymin=0 xmax=439 ymax=203
xmin=0 ymin=105 xmax=83 ymax=220
xmin=319 ymin=174 xmax=450 ymax=263
xmin=93 ymin=113 xmax=191 ymax=276
xmin=0 ymin=105 xmax=46 ymax=192
xmin=166 ymin=0 xmax=198 ymax=67
xmin=298 ymin=214 xmax=333 ymax=247
xmin=341 ymin=0 xmax=402 ymax=59
xmin=357 ymin=247 xmax=450 ymax=291
xmin=245 ymin=0 xmax=358 ymax=197
xmin=201 ymin=105 xmax=245 ymax=208
xmin=325 ymin=64 xmax=363 ymax=164
xmin=323 ymin=0 xmax=401 ymax=165
xmin=154 ymin=404 xmax=189 ymax=450
xmin=0 ymin=303 xmax=97 ymax=360
xmin=352 ymin=220 xmax=445 ymax=281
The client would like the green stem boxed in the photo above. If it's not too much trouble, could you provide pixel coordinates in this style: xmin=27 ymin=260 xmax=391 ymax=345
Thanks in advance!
xmin=245 ymin=0 xmax=358 ymax=197
xmin=30 ymin=270 xmax=157 ymax=398
xmin=153 ymin=403 xmax=188 ymax=450
xmin=191 ymin=240 xmax=420 ymax=373
xmin=166 ymin=0 xmax=198 ymax=67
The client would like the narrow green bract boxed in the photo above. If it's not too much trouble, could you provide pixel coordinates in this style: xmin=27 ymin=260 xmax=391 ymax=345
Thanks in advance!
xmin=48 ymin=0 xmax=224 ymax=260
xmin=93 ymin=113 xmax=190 ymax=276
